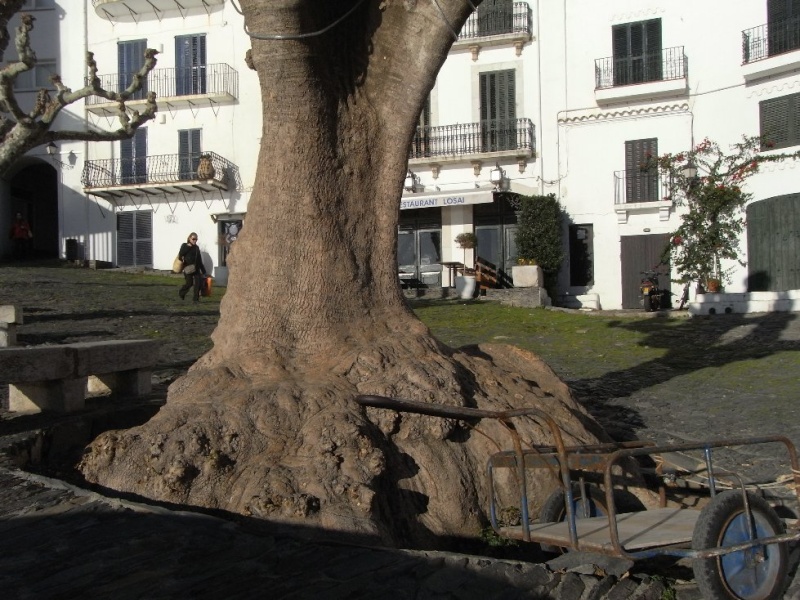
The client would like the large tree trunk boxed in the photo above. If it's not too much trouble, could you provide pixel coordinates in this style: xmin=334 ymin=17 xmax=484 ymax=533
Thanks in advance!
xmin=80 ymin=0 xmax=609 ymax=547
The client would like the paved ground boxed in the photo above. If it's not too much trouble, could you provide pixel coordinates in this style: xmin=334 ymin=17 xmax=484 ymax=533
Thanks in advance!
xmin=2 ymin=262 xmax=800 ymax=598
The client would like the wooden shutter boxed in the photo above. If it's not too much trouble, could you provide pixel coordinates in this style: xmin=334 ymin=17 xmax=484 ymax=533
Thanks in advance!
xmin=179 ymin=129 xmax=202 ymax=180
xmin=120 ymin=128 xmax=147 ymax=184
xmin=117 ymin=212 xmax=134 ymax=267
xmin=117 ymin=40 xmax=147 ymax=99
xmin=624 ymin=138 xmax=658 ymax=203
xmin=760 ymin=94 xmax=800 ymax=149
xmin=175 ymin=34 xmax=207 ymax=95
xmin=480 ymin=70 xmax=516 ymax=151
xmin=134 ymin=211 xmax=153 ymax=266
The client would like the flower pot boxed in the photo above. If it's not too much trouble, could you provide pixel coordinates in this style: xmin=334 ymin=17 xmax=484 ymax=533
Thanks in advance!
xmin=511 ymin=265 xmax=543 ymax=288
xmin=706 ymin=279 xmax=721 ymax=293
xmin=197 ymin=156 xmax=215 ymax=180
xmin=455 ymin=275 xmax=477 ymax=299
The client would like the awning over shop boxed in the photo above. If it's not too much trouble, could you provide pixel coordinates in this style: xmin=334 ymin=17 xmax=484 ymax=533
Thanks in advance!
xmin=400 ymin=189 xmax=494 ymax=210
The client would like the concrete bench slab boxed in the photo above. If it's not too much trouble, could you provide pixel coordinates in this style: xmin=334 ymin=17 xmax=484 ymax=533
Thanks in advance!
xmin=0 ymin=339 xmax=160 ymax=414
xmin=0 ymin=305 xmax=23 ymax=347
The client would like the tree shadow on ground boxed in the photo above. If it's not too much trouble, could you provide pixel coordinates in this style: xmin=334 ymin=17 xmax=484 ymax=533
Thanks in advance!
xmin=570 ymin=312 xmax=800 ymax=440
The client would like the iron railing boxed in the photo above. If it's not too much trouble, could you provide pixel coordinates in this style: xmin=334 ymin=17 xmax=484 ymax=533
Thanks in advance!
xmin=458 ymin=2 xmax=532 ymax=40
xmin=742 ymin=17 xmax=800 ymax=64
xmin=595 ymin=46 xmax=687 ymax=90
xmin=614 ymin=169 xmax=672 ymax=205
xmin=409 ymin=118 xmax=534 ymax=159
xmin=81 ymin=151 xmax=241 ymax=190
xmin=85 ymin=63 xmax=238 ymax=105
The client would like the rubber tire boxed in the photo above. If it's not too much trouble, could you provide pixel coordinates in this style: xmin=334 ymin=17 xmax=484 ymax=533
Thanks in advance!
xmin=692 ymin=490 xmax=788 ymax=600
xmin=649 ymin=292 xmax=661 ymax=311
xmin=538 ymin=484 xmax=608 ymax=553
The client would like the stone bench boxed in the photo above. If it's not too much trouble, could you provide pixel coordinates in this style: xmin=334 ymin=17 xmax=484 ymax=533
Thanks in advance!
xmin=0 ymin=339 xmax=159 ymax=413
xmin=0 ymin=305 xmax=23 ymax=347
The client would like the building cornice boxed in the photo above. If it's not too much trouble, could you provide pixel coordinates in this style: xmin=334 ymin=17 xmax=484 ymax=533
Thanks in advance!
xmin=557 ymin=102 xmax=690 ymax=125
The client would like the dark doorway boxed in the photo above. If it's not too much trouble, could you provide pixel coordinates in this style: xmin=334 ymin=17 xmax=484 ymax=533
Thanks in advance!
xmin=474 ymin=193 xmax=519 ymax=287
xmin=8 ymin=162 xmax=59 ymax=259
xmin=620 ymin=234 xmax=670 ymax=309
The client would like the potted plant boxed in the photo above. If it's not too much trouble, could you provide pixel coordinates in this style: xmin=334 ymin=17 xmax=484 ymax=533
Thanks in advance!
xmin=197 ymin=153 xmax=216 ymax=180
xmin=511 ymin=257 xmax=543 ymax=288
xmin=454 ymin=232 xmax=478 ymax=299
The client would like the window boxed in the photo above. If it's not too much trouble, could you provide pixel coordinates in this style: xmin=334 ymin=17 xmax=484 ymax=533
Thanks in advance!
xmin=612 ymin=19 xmax=662 ymax=86
xmin=13 ymin=61 xmax=56 ymax=91
xmin=117 ymin=211 xmax=153 ymax=267
xmin=120 ymin=128 xmax=147 ymax=185
xmin=118 ymin=40 xmax=148 ymax=100
xmin=768 ymin=0 xmax=800 ymax=57
xmin=569 ymin=225 xmax=594 ymax=287
xmin=480 ymin=70 xmax=516 ymax=152
xmin=624 ymin=138 xmax=659 ymax=203
xmin=175 ymin=34 xmax=207 ymax=96
xmin=760 ymin=92 xmax=800 ymax=149
xmin=179 ymin=129 xmax=202 ymax=180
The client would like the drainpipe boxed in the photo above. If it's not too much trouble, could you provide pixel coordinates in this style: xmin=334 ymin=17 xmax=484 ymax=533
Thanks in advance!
xmin=535 ymin=0 xmax=544 ymax=195
xmin=83 ymin=0 xmax=91 ymax=261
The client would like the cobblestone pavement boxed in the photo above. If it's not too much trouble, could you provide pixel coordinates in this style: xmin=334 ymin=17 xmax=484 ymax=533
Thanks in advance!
xmin=2 ymin=263 xmax=800 ymax=598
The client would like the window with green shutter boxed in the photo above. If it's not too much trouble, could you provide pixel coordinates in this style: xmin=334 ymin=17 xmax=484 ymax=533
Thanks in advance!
xmin=760 ymin=93 xmax=800 ymax=149
xmin=480 ymin=70 xmax=516 ymax=152
xmin=612 ymin=19 xmax=662 ymax=86
xmin=179 ymin=129 xmax=202 ymax=180
xmin=624 ymin=138 xmax=659 ymax=203
xmin=768 ymin=0 xmax=800 ymax=57
xmin=118 ymin=39 xmax=148 ymax=100
xmin=120 ymin=128 xmax=147 ymax=185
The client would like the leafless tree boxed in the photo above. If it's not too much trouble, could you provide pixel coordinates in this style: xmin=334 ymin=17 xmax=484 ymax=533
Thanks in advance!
xmin=0 ymin=0 xmax=157 ymax=175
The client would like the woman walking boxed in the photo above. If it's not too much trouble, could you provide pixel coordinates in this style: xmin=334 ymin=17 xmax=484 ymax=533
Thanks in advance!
xmin=178 ymin=232 xmax=206 ymax=302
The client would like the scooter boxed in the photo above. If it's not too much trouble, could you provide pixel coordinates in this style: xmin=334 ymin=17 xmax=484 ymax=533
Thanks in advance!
xmin=640 ymin=268 xmax=666 ymax=312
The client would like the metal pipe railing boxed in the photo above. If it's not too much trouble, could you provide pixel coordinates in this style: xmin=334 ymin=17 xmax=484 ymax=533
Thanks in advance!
xmin=458 ymin=2 xmax=532 ymax=40
xmin=742 ymin=17 xmax=800 ymax=64
xmin=409 ymin=118 xmax=534 ymax=159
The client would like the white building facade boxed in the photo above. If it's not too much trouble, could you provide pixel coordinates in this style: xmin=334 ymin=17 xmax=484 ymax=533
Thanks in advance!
xmin=8 ymin=0 xmax=800 ymax=309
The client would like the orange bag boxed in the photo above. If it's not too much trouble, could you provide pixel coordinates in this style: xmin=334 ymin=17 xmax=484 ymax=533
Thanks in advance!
xmin=201 ymin=275 xmax=212 ymax=297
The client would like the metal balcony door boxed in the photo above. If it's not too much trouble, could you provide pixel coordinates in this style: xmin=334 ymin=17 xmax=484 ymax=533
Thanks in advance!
xmin=176 ymin=34 xmax=207 ymax=96
xmin=118 ymin=39 xmax=147 ymax=100
xmin=120 ymin=128 xmax=147 ymax=185
xmin=480 ymin=70 xmax=516 ymax=152
xmin=117 ymin=210 xmax=153 ymax=267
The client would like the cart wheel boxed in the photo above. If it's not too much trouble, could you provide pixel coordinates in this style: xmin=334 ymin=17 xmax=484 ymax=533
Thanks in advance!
xmin=692 ymin=490 xmax=788 ymax=600
xmin=538 ymin=484 xmax=608 ymax=553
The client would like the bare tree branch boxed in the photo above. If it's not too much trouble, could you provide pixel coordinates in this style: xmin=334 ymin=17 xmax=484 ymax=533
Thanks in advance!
xmin=0 ymin=6 xmax=159 ymax=176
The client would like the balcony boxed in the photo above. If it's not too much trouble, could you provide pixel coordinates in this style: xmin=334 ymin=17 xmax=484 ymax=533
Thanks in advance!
xmin=594 ymin=47 xmax=688 ymax=105
xmin=452 ymin=2 xmax=533 ymax=57
xmin=92 ymin=0 xmax=225 ymax=22
xmin=742 ymin=17 xmax=800 ymax=81
xmin=82 ymin=151 xmax=237 ymax=200
xmin=86 ymin=64 xmax=238 ymax=116
xmin=613 ymin=169 xmax=673 ymax=224
xmin=408 ymin=118 xmax=535 ymax=168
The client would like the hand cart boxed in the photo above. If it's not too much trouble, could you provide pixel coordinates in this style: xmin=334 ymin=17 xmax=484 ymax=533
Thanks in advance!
xmin=356 ymin=394 xmax=800 ymax=600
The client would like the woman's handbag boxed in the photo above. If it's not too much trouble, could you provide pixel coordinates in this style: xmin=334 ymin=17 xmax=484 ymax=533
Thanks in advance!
xmin=183 ymin=263 xmax=197 ymax=275
xmin=172 ymin=256 xmax=184 ymax=273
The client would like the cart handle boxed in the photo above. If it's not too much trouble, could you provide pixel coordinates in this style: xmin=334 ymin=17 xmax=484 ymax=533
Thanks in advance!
xmin=355 ymin=394 xmax=581 ymax=544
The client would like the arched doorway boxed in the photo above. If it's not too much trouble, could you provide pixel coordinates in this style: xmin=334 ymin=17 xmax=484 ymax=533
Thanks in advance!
xmin=7 ymin=162 xmax=59 ymax=260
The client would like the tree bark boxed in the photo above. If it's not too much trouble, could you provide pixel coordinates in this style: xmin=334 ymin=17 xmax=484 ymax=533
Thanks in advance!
xmin=80 ymin=0 xmax=611 ymax=547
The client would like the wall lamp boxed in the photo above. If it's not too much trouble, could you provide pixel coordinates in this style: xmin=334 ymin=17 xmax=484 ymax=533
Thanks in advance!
xmin=489 ymin=162 xmax=506 ymax=190
xmin=46 ymin=142 xmax=76 ymax=169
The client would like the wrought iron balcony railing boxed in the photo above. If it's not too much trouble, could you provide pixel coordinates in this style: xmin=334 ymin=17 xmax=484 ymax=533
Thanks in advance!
xmin=595 ymin=46 xmax=687 ymax=90
xmin=614 ymin=169 xmax=672 ymax=205
xmin=85 ymin=63 xmax=238 ymax=105
xmin=409 ymin=118 xmax=534 ymax=159
xmin=81 ymin=151 xmax=241 ymax=192
xmin=742 ymin=17 xmax=800 ymax=64
xmin=458 ymin=2 xmax=533 ymax=40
